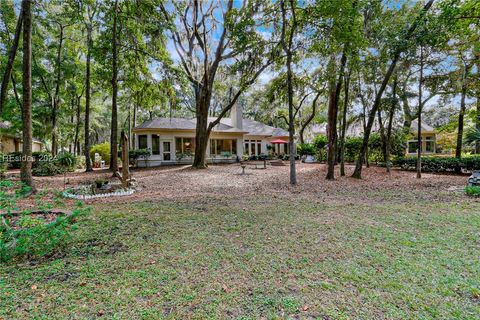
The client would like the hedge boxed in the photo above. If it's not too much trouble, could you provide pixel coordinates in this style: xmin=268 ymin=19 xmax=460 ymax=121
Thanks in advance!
xmin=393 ymin=156 xmax=480 ymax=173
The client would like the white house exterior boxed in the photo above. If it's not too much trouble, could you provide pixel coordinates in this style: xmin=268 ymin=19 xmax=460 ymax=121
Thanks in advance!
xmin=132 ymin=104 xmax=290 ymax=166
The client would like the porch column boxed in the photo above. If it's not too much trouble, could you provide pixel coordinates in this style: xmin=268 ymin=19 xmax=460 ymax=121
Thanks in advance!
xmin=147 ymin=134 xmax=152 ymax=150
xmin=237 ymin=137 xmax=244 ymax=158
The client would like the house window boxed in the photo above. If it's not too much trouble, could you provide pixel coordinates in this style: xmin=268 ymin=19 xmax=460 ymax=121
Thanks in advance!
xmin=210 ymin=139 xmax=237 ymax=156
xmin=138 ymin=135 xmax=148 ymax=149
xmin=408 ymin=141 xmax=419 ymax=153
xmin=176 ymin=137 xmax=195 ymax=154
xmin=152 ymin=135 xmax=160 ymax=155
xmin=245 ymin=139 xmax=262 ymax=156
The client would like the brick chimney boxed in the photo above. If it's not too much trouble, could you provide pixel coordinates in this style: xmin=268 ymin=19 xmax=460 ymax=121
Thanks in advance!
xmin=231 ymin=102 xmax=243 ymax=130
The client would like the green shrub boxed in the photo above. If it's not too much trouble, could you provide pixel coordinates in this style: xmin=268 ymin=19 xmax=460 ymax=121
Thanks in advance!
xmin=392 ymin=156 xmax=480 ymax=173
xmin=297 ymin=143 xmax=315 ymax=156
xmin=313 ymin=135 xmax=328 ymax=150
xmin=90 ymin=142 xmax=111 ymax=165
xmin=32 ymin=161 xmax=63 ymax=176
xmin=465 ymin=185 xmax=480 ymax=197
xmin=6 ymin=151 xmax=22 ymax=169
xmin=30 ymin=151 xmax=75 ymax=177
xmin=0 ymin=181 xmax=88 ymax=262
xmin=344 ymin=136 xmax=363 ymax=162
xmin=130 ymin=148 xmax=151 ymax=166
xmin=175 ymin=151 xmax=192 ymax=162
xmin=56 ymin=151 xmax=77 ymax=170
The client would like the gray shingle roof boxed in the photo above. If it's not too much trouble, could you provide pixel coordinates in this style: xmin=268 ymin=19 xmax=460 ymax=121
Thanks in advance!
xmin=410 ymin=120 xmax=435 ymax=133
xmin=135 ymin=117 xmax=289 ymax=137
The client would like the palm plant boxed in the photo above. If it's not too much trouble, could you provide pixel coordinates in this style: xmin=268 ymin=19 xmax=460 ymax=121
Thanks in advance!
xmin=465 ymin=127 xmax=480 ymax=145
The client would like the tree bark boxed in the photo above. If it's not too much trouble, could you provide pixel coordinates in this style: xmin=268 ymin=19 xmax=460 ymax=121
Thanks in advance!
xmin=20 ymin=0 xmax=33 ymax=188
xmin=476 ymin=62 xmax=480 ymax=154
xmin=299 ymin=92 xmax=321 ymax=144
xmin=340 ymin=72 xmax=350 ymax=177
xmin=326 ymin=52 xmax=346 ymax=180
xmin=73 ymin=96 xmax=81 ymax=156
xmin=110 ymin=0 xmax=119 ymax=173
xmin=386 ymin=77 xmax=397 ymax=174
xmin=51 ymin=24 xmax=65 ymax=156
xmin=192 ymin=85 xmax=211 ymax=169
xmin=280 ymin=0 xmax=298 ymax=185
xmin=286 ymin=45 xmax=296 ymax=185
xmin=416 ymin=46 xmax=424 ymax=179
xmin=84 ymin=7 xmax=94 ymax=172
xmin=0 ymin=10 xmax=22 ymax=114
xmin=455 ymin=63 xmax=469 ymax=163
xmin=352 ymin=0 xmax=434 ymax=179
xmin=377 ymin=109 xmax=387 ymax=163
xmin=132 ymin=95 xmax=137 ymax=149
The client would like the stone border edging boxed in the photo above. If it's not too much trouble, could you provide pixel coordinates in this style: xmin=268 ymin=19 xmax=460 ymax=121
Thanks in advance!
xmin=62 ymin=188 xmax=135 ymax=200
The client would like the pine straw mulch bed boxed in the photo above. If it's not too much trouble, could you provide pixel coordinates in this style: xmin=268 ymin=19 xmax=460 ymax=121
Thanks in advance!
xmin=27 ymin=162 xmax=472 ymax=206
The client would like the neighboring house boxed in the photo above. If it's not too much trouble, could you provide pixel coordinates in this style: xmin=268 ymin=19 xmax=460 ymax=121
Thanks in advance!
xmin=0 ymin=121 xmax=43 ymax=153
xmin=406 ymin=120 xmax=436 ymax=155
xmin=132 ymin=104 xmax=290 ymax=166
xmin=306 ymin=119 xmax=438 ymax=155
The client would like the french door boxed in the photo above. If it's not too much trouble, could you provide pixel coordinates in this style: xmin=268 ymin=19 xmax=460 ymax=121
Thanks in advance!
xmin=161 ymin=140 xmax=172 ymax=161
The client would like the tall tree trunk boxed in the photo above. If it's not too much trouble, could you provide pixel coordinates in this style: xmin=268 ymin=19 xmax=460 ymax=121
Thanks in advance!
xmin=84 ymin=12 xmax=93 ymax=171
xmin=352 ymin=0 xmax=434 ymax=179
xmin=286 ymin=42 xmax=296 ymax=185
xmin=357 ymin=82 xmax=370 ymax=168
xmin=377 ymin=109 xmax=387 ymax=163
xmin=476 ymin=62 xmax=480 ymax=154
xmin=192 ymin=100 xmax=209 ymax=169
xmin=416 ymin=46 xmax=424 ymax=179
xmin=279 ymin=0 xmax=297 ymax=185
xmin=386 ymin=77 xmax=397 ymax=174
xmin=340 ymin=72 xmax=350 ymax=177
xmin=455 ymin=63 xmax=469 ymax=164
xmin=73 ymin=96 xmax=81 ymax=156
xmin=51 ymin=25 xmax=64 ymax=156
xmin=20 ymin=0 xmax=33 ymax=188
xmin=0 ymin=11 xmax=22 ymax=114
xmin=132 ymin=96 xmax=137 ymax=149
xmin=110 ymin=0 xmax=119 ymax=173
xmin=326 ymin=52 xmax=346 ymax=180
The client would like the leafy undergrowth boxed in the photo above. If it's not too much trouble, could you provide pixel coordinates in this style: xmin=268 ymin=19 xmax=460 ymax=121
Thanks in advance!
xmin=1 ymin=194 xmax=479 ymax=319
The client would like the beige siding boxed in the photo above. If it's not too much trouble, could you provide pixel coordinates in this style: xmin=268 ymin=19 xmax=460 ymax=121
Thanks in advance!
xmin=0 ymin=135 xmax=43 ymax=153
xmin=0 ymin=136 xmax=17 ymax=153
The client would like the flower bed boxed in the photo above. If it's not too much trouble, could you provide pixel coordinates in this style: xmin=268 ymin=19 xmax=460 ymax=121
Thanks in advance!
xmin=63 ymin=181 xmax=135 ymax=200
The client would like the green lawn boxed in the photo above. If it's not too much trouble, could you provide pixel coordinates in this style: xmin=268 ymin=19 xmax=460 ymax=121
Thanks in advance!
xmin=1 ymin=195 xmax=479 ymax=319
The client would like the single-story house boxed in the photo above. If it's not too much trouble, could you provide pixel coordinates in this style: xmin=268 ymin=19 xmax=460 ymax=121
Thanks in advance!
xmin=0 ymin=121 xmax=43 ymax=153
xmin=306 ymin=119 xmax=437 ymax=156
xmin=132 ymin=104 xmax=290 ymax=166
xmin=406 ymin=120 xmax=436 ymax=155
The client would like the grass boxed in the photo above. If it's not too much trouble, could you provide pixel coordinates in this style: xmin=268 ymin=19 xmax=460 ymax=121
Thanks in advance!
xmin=1 ymin=194 xmax=480 ymax=319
